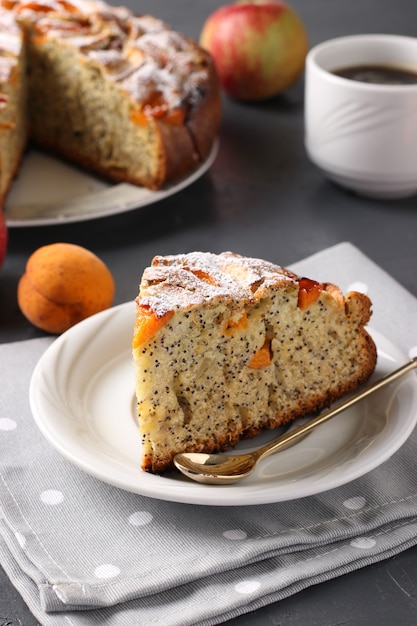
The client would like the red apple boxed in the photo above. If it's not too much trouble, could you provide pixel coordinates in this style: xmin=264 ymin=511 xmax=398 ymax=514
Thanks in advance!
xmin=0 ymin=209 xmax=8 ymax=269
xmin=200 ymin=0 xmax=308 ymax=101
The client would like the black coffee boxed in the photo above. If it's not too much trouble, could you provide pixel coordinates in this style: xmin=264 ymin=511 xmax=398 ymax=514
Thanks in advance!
xmin=332 ymin=64 xmax=417 ymax=85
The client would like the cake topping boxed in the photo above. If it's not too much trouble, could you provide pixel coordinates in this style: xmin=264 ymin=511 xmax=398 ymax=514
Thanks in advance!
xmin=138 ymin=251 xmax=298 ymax=317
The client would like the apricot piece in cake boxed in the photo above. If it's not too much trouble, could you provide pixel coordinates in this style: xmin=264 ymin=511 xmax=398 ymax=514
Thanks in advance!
xmin=133 ymin=306 xmax=174 ymax=348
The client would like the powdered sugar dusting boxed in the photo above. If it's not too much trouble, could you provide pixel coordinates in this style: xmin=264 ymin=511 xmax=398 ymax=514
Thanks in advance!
xmin=137 ymin=252 xmax=298 ymax=316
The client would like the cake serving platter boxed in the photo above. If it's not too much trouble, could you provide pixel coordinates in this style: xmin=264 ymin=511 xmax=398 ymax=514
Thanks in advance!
xmin=30 ymin=301 xmax=417 ymax=506
xmin=5 ymin=141 xmax=218 ymax=227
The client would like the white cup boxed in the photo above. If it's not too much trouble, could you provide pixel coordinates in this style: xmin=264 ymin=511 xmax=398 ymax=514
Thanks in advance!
xmin=304 ymin=34 xmax=417 ymax=199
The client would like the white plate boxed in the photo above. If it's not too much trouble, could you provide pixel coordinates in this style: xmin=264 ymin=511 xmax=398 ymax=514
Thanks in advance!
xmin=5 ymin=141 xmax=218 ymax=227
xmin=30 ymin=302 xmax=417 ymax=506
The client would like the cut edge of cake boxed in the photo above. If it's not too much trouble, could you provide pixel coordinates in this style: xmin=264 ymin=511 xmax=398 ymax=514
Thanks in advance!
xmin=0 ymin=10 xmax=28 ymax=207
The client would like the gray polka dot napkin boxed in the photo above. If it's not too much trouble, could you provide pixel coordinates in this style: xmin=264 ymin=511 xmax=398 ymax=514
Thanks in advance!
xmin=1 ymin=242 xmax=417 ymax=626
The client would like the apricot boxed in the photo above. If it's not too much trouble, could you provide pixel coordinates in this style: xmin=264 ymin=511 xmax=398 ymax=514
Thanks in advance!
xmin=132 ymin=306 xmax=174 ymax=348
xmin=17 ymin=242 xmax=115 ymax=334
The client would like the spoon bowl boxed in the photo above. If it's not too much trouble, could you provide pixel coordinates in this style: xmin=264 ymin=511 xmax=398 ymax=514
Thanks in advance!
xmin=174 ymin=358 xmax=417 ymax=485
xmin=174 ymin=452 xmax=258 ymax=484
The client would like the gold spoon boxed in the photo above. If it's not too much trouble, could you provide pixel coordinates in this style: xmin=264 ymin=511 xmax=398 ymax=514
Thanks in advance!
xmin=174 ymin=357 xmax=417 ymax=485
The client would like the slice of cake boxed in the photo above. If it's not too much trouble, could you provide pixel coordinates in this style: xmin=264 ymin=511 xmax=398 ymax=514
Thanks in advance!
xmin=0 ymin=0 xmax=221 ymax=206
xmin=132 ymin=251 xmax=377 ymax=474
xmin=0 ymin=11 xmax=28 ymax=206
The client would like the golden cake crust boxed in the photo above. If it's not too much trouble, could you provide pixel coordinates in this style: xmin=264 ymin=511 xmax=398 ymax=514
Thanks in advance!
xmin=132 ymin=252 xmax=378 ymax=474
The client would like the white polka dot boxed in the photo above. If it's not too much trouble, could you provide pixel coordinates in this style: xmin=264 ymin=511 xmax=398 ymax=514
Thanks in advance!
xmin=350 ymin=537 xmax=376 ymax=549
xmin=128 ymin=511 xmax=153 ymax=526
xmin=40 ymin=490 xmax=64 ymax=505
xmin=409 ymin=346 xmax=417 ymax=359
xmin=223 ymin=529 xmax=247 ymax=540
xmin=347 ymin=281 xmax=368 ymax=294
xmin=235 ymin=580 xmax=261 ymax=594
xmin=0 ymin=418 xmax=17 ymax=431
xmin=343 ymin=496 xmax=366 ymax=510
xmin=94 ymin=564 xmax=120 ymax=579
xmin=15 ymin=532 xmax=26 ymax=548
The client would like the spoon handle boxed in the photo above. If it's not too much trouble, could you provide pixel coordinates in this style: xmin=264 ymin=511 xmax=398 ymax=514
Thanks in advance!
xmin=253 ymin=357 xmax=417 ymax=463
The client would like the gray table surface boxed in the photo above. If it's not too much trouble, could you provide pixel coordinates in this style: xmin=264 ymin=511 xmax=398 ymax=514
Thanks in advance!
xmin=1 ymin=0 xmax=417 ymax=624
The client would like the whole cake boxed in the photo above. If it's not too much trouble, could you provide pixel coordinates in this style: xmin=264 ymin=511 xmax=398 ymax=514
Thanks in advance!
xmin=0 ymin=0 xmax=221 ymax=206
xmin=132 ymin=251 xmax=377 ymax=474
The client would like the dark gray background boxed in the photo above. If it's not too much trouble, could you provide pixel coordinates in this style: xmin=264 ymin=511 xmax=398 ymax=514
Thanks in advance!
xmin=2 ymin=0 xmax=417 ymax=624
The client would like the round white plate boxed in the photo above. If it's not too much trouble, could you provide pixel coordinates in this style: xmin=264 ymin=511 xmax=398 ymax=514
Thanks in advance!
xmin=30 ymin=302 xmax=417 ymax=506
xmin=5 ymin=141 xmax=218 ymax=227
